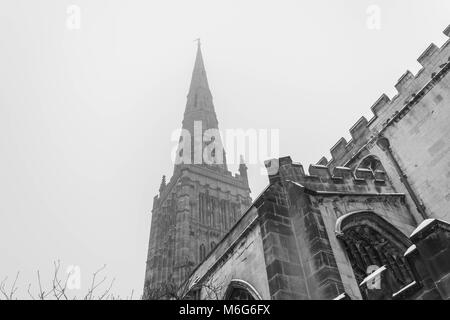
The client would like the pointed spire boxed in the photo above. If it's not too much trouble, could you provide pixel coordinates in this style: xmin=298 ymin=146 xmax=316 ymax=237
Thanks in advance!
xmin=184 ymin=40 xmax=217 ymax=120
xmin=188 ymin=39 xmax=210 ymax=94
xmin=175 ymin=41 xmax=227 ymax=173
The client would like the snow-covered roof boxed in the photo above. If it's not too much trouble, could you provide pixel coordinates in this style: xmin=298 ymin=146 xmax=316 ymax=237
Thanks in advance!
xmin=286 ymin=180 xmax=304 ymax=189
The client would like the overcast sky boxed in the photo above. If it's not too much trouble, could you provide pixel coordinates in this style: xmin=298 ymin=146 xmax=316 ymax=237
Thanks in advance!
xmin=0 ymin=0 xmax=449 ymax=299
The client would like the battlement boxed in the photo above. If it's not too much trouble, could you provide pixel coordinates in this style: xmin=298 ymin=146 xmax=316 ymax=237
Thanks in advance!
xmin=318 ymin=24 xmax=450 ymax=168
xmin=266 ymin=156 xmax=397 ymax=195
xmin=370 ymin=94 xmax=391 ymax=117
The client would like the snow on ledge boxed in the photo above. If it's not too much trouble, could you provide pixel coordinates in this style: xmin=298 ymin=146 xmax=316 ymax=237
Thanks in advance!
xmin=333 ymin=293 xmax=346 ymax=300
xmin=360 ymin=265 xmax=387 ymax=286
xmin=410 ymin=219 xmax=435 ymax=238
xmin=410 ymin=218 xmax=450 ymax=238
xmin=410 ymin=218 xmax=449 ymax=238
xmin=404 ymin=244 xmax=417 ymax=256
xmin=392 ymin=281 xmax=417 ymax=298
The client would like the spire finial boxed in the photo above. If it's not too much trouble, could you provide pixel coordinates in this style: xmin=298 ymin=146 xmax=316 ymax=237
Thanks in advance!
xmin=194 ymin=38 xmax=201 ymax=48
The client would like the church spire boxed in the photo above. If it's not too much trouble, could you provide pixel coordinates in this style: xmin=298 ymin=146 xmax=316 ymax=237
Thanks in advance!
xmin=144 ymin=43 xmax=252 ymax=292
xmin=183 ymin=40 xmax=218 ymax=127
xmin=175 ymin=41 xmax=227 ymax=172
xmin=188 ymin=39 xmax=210 ymax=95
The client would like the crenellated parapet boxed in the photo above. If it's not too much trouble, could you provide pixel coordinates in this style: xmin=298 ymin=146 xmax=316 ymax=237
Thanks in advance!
xmin=266 ymin=156 xmax=398 ymax=196
xmin=318 ymin=24 xmax=450 ymax=169
xmin=370 ymin=93 xmax=391 ymax=117
xmin=321 ymin=114 xmax=374 ymax=169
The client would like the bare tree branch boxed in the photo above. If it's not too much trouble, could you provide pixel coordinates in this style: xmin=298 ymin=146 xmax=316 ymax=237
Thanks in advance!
xmin=0 ymin=272 xmax=20 ymax=300
xmin=1 ymin=262 xmax=129 ymax=300
xmin=27 ymin=283 xmax=35 ymax=300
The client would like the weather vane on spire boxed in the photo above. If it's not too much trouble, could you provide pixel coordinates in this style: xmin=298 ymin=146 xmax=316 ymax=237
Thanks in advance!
xmin=194 ymin=38 xmax=201 ymax=47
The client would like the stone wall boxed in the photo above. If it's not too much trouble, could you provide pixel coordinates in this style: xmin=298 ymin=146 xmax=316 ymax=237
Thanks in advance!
xmin=257 ymin=183 xmax=315 ymax=299
xmin=376 ymin=70 xmax=450 ymax=221
xmin=319 ymin=25 xmax=450 ymax=170
xmin=263 ymin=156 xmax=418 ymax=299
xmin=316 ymin=25 xmax=450 ymax=222
xmin=184 ymin=205 xmax=270 ymax=300
xmin=144 ymin=163 xmax=251 ymax=293
xmin=183 ymin=156 xmax=450 ymax=300
xmin=178 ymin=25 xmax=450 ymax=301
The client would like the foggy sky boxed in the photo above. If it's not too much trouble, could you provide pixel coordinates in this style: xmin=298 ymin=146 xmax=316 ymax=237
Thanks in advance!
xmin=0 ymin=0 xmax=449 ymax=298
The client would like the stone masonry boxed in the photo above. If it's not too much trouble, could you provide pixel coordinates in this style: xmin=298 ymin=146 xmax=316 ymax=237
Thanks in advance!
xmin=147 ymin=25 xmax=450 ymax=300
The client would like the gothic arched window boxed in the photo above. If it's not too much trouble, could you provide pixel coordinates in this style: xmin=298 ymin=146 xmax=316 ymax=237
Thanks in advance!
xmin=227 ymin=288 xmax=254 ymax=300
xmin=231 ymin=204 xmax=238 ymax=224
xmin=207 ymin=197 xmax=212 ymax=226
xmin=211 ymin=198 xmax=216 ymax=227
xmin=223 ymin=200 xmax=228 ymax=229
xmin=335 ymin=211 xmax=414 ymax=292
xmin=199 ymin=244 xmax=206 ymax=261
xmin=199 ymin=193 xmax=204 ymax=224
xmin=357 ymin=155 xmax=385 ymax=174
xmin=210 ymin=242 xmax=216 ymax=251
xmin=223 ymin=280 xmax=262 ymax=300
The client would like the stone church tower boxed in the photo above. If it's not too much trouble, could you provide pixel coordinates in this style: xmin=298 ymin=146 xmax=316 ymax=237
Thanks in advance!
xmin=143 ymin=42 xmax=252 ymax=296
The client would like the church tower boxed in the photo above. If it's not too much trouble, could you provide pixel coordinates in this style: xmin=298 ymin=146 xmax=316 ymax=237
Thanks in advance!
xmin=144 ymin=42 xmax=252 ymax=296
